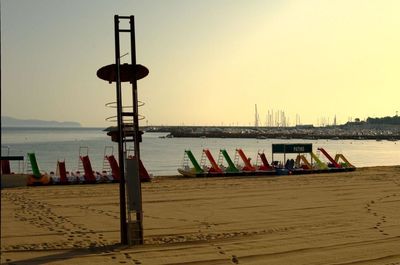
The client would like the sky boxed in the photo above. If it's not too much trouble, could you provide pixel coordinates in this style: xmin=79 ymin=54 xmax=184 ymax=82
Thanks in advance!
xmin=1 ymin=0 xmax=400 ymax=127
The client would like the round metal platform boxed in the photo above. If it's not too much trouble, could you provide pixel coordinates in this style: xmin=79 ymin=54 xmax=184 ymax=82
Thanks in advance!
xmin=97 ymin=63 xmax=149 ymax=83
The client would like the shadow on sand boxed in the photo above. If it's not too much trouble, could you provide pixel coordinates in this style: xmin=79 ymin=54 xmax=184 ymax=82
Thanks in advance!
xmin=4 ymin=244 xmax=125 ymax=265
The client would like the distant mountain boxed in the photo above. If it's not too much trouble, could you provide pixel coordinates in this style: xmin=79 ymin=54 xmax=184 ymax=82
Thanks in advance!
xmin=1 ymin=116 xmax=81 ymax=127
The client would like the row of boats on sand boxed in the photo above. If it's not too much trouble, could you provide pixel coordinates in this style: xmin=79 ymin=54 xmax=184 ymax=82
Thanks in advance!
xmin=177 ymin=143 xmax=356 ymax=177
xmin=1 ymin=147 xmax=151 ymax=186
xmin=2 ymin=143 xmax=356 ymax=186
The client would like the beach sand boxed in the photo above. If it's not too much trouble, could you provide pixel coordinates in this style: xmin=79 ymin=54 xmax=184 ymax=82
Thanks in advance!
xmin=1 ymin=166 xmax=400 ymax=264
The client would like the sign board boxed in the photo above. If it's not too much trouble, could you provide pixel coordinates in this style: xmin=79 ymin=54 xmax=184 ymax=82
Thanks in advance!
xmin=272 ymin=143 xmax=312 ymax=154
xmin=1 ymin=156 xmax=24 ymax=161
xmin=125 ymin=158 xmax=142 ymax=212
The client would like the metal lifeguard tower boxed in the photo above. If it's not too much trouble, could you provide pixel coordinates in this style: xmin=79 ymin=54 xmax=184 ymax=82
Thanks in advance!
xmin=97 ymin=15 xmax=148 ymax=245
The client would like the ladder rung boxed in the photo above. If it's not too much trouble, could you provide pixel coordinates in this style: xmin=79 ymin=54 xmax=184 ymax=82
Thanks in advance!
xmin=119 ymin=29 xmax=131 ymax=33
xmin=120 ymin=123 xmax=133 ymax=128
xmin=117 ymin=16 xmax=131 ymax=19
xmin=122 ymin=112 xmax=134 ymax=116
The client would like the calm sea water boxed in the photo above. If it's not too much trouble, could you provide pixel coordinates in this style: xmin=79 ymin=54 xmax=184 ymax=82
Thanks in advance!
xmin=1 ymin=127 xmax=399 ymax=176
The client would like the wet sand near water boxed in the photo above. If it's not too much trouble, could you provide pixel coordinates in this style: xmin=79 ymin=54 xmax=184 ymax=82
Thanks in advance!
xmin=1 ymin=166 xmax=400 ymax=264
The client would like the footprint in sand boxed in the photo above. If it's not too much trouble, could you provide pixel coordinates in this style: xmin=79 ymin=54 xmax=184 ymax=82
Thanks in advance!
xmin=110 ymin=253 xmax=142 ymax=264
xmin=210 ymin=244 xmax=225 ymax=255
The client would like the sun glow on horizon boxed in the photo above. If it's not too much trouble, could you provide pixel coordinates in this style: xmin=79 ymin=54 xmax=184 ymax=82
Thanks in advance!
xmin=2 ymin=0 xmax=400 ymax=126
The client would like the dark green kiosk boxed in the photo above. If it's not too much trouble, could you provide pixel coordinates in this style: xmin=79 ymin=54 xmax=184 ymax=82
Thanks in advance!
xmin=272 ymin=143 xmax=313 ymax=170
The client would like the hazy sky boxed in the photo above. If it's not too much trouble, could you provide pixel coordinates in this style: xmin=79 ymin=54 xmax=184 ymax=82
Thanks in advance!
xmin=2 ymin=0 xmax=400 ymax=127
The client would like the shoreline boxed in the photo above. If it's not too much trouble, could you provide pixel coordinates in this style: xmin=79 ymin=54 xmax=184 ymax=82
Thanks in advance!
xmin=2 ymin=128 xmax=399 ymax=176
xmin=2 ymin=165 xmax=400 ymax=188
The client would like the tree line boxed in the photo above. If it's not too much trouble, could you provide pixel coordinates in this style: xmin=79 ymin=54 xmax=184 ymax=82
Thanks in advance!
xmin=366 ymin=115 xmax=400 ymax=125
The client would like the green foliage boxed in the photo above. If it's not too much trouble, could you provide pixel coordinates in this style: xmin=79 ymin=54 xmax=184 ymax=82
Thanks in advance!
xmin=366 ymin=115 xmax=400 ymax=125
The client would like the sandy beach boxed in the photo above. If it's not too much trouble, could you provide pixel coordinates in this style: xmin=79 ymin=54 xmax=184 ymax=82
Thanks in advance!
xmin=1 ymin=166 xmax=400 ymax=264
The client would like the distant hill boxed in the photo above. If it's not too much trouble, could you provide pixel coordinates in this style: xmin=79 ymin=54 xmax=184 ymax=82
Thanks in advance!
xmin=1 ymin=116 xmax=81 ymax=127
